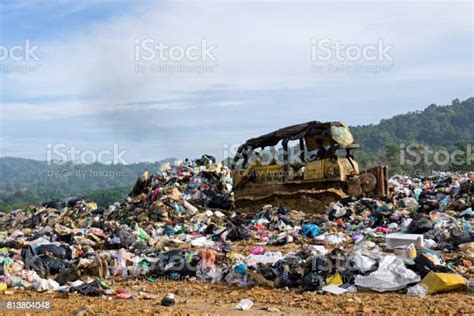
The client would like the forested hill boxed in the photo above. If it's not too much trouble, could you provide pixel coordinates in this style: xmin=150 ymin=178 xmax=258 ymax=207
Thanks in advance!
xmin=0 ymin=158 xmax=175 ymax=210
xmin=352 ymin=98 xmax=473 ymax=154
xmin=352 ymin=97 xmax=473 ymax=170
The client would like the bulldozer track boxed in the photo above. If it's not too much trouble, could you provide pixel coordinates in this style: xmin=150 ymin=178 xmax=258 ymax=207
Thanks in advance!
xmin=234 ymin=188 xmax=347 ymax=215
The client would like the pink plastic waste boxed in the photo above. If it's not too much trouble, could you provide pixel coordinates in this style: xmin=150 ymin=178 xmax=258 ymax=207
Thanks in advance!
xmin=250 ymin=246 xmax=265 ymax=255
xmin=115 ymin=288 xmax=132 ymax=299
xmin=376 ymin=226 xmax=392 ymax=233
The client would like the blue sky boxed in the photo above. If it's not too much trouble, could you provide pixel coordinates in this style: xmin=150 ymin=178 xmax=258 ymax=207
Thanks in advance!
xmin=1 ymin=0 xmax=472 ymax=163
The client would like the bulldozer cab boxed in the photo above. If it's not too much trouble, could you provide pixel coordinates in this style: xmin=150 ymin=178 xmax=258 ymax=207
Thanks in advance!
xmin=230 ymin=121 xmax=388 ymax=211
xmin=231 ymin=121 xmax=359 ymax=183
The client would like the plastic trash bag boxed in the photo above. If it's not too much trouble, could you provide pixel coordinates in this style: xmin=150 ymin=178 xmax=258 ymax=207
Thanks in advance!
xmin=300 ymin=224 xmax=320 ymax=238
xmin=354 ymin=254 xmax=420 ymax=292
xmin=354 ymin=253 xmax=377 ymax=273
xmin=33 ymin=278 xmax=60 ymax=292
xmin=414 ymin=249 xmax=453 ymax=278
xmin=245 ymin=252 xmax=283 ymax=267
xmin=302 ymin=272 xmax=325 ymax=291
xmin=71 ymin=280 xmax=104 ymax=296
xmin=196 ymin=264 xmax=226 ymax=283
xmin=36 ymin=244 xmax=72 ymax=260
xmin=407 ymin=215 xmax=433 ymax=234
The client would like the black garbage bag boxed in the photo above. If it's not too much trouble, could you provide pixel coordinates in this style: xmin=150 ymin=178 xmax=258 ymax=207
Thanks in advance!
xmin=423 ymin=228 xmax=447 ymax=243
xmin=308 ymin=255 xmax=333 ymax=277
xmin=22 ymin=245 xmax=72 ymax=277
xmin=359 ymin=199 xmax=378 ymax=211
xmin=302 ymin=272 xmax=324 ymax=291
xmin=413 ymin=252 xmax=454 ymax=278
xmin=105 ymin=228 xmax=136 ymax=249
xmin=149 ymin=250 xmax=198 ymax=278
xmin=36 ymin=244 xmax=72 ymax=260
xmin=417 ymin=196 xmax=439 ymax=213
xmin=55 ymin=267 xmax=80 ymax=285
xmin=42 ymin=199 xmax=66 ymax=209
xmin=56 ymin=233 xmax=74 ymax=244
xmin=91 ymin=207 xmax=106 ymax=215
xmin=71 ymin=280 xmax=104 ymax=296
xmin=207 ymin=192 xmax=233 ymax=210
xmin=203 ymin=223 xmax=218 ymax=235
xmin=407 ymin=214 xmax=433 ymax=234
xmin=131 ymin=240 xmax=153 ymax=255
xmin=273 ymin=256 xmax=304 ymax=288
xmin=65 ymin=197 xmax=84 ymax=207
xmin=195 ymin=154 xmax=216 ymax=167
xmin=276 ymin=206 xmax=288 ymax=215
xmin=257 ymin=266 xmax=278 ymax=281
xmin=0 ymin=240 xmax=21 ymax=248
xmin=43 ymin=257 xmax=72 ymax=274
xmin=278 ymin=215 xmax=294 ymax=226
xmin=22 ymin=246 xmax=48 ymax=277
xmin=369 ymin=211 xmax=388 ymax=228
xmin=451 ymin=230 xmax=474 ymax=247
xmin=224 ymin=222 xmax=251 ymax=241
xmin=23 ymin=213 xmax=43 ymax=229
xmin=130 ymin=176 xmax=149 ymax=196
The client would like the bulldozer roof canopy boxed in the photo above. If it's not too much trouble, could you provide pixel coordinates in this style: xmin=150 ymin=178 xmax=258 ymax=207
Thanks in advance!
xmin=244 ymin=121 xmax=355 ymax=149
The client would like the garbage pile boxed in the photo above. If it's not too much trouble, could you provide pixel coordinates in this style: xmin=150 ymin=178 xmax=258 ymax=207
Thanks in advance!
xmin=0 ymin=158 xmax=472 ymax=299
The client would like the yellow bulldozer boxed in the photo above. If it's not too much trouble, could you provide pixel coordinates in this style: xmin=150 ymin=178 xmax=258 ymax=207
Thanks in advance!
xmin=230 ymin=121 xmax=388 ymax=212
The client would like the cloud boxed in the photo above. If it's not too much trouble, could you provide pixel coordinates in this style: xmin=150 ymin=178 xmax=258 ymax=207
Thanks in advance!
xmin=0 ymin=1 xmax=472 ymax=161
xmin=0 ymin=99 xmax=242 ymax=121
xmin=3 ymin=2 xmax=471 ymax=100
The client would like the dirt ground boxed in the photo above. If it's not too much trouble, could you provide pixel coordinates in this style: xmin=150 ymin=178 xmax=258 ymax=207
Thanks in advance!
xmin=1 ymin=279 xmax=473 ymax=315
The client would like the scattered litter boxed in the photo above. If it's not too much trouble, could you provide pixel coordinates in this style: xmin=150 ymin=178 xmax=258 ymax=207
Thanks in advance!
xmin=419 ymin=272 xmax=468 ymax=294
xmin=322 ymin=284 xmax=348 ymax=295
xmin=161 ymin=293 xmax=176 ymax=306
xmin=236 ymin=298 xmax=254 ymax=310
xmin=386 ymin=233 xmax=424 ymax=249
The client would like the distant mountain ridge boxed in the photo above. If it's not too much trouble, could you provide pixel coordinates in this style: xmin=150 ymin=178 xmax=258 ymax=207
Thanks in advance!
xmin=0 ymin=157 xmax=176 ymax=210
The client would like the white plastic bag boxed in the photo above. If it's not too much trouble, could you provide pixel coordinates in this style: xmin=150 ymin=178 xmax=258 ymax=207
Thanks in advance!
xmin=354 ymin=254 xmax=420 ymax=292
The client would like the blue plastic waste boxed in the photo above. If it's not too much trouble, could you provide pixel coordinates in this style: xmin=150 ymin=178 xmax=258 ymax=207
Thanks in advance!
xmin=300 ymin=224 xmax=320 ymax=238
xmin=233 ymin=263 xmax=248 ymax=275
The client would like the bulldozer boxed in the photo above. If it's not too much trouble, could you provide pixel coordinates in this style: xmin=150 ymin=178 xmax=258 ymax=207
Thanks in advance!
xmin=230 ymin=121 xmax=388 ymax=212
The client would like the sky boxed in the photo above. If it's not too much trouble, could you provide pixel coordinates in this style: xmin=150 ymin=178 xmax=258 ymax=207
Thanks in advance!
xmin=0 ymin=0 xmax=472 ymax=164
